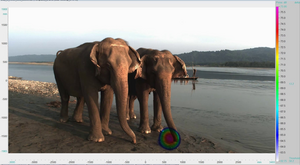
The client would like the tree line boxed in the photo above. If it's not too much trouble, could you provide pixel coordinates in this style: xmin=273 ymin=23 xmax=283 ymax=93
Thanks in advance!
xmin=177 ymin=47 xmax=275 ymax=68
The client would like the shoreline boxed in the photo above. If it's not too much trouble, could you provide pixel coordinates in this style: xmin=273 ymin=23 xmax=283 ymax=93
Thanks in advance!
xmin=9 ymin=79 xmax=233 ymax=153
xmin=9 ymin=62 xmax=274 ymax=69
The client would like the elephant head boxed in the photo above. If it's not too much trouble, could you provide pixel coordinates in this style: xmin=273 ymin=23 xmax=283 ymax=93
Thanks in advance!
xmin=89 ymin=38 xmax=141 ymax=143
xmin=90 ymin=38 xmax=141 ymax=78
xmin=135 ymin=48 xmax=188 ymax=132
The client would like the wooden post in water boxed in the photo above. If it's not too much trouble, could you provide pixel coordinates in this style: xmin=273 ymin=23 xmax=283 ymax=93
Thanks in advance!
xmin=192 ymin=69 xmax=197 ymax=77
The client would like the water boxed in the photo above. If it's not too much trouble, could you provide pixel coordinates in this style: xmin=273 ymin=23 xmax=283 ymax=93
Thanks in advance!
xmin=170 ymin=79 xmax=274 ymax=153
xmin=188 ymin=66 xmax=274 ymax=76
xmin=9 ymin=64 xmax=55 ymax=83
xmin=9 ymin=64 xmax=275 ymax=153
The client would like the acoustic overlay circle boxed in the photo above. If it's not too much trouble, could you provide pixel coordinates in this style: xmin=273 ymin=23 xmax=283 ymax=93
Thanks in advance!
xmin=158 ymin=127 xmax=181 ymax=150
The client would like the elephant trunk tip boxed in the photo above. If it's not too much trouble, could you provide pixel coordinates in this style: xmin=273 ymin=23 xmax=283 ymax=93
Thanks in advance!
xmin=132 ymin=138 xmax=137 ymax=144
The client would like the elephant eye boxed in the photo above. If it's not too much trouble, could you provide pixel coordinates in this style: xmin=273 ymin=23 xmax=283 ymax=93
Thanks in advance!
xmin=106 ymin=62 xmax=112 ymax=68
xmin=153 ymin=57 xmax=159 ymax=65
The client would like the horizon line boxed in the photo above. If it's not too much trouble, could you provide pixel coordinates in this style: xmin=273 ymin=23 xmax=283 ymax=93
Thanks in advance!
xmin=8 ymin=46 xmax=276 ymax=57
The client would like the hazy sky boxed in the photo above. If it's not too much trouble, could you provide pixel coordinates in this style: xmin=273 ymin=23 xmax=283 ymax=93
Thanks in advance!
xmin=9 ymin=7 xmax=274 ymax=56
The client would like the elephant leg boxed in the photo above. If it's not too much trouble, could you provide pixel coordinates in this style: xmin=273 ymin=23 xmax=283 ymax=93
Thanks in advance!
xmin=151 ymin=91 xmax=163 ymax=132
xmin=83 ymin=88 xmax=104 ymax=142
xmin=126 ymin=95 xmax=136 ymax=120
xmin=72 ymin=97 xmax=85 ymax=123
xmin=129 ymin=95 xmax=137 ymax=119
xmin=100 ymin=86 xmax=114 ymax=135
xmin=57 ymin=82 xmax=70 ymax=123
xmin=137 ymin=83 xmax=151 ymax=134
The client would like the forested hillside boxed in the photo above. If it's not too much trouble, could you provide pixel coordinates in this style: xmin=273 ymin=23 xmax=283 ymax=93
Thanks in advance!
xmin=176 ymin=47 xmax=275 ymax=67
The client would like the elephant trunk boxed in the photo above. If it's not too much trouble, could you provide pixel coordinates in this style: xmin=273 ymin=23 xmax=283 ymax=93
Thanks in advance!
xmin=111 ymin=67 xmax=136 ymax=143
xmin=156 ymin=77 xmax=178 ymax=141
xmin=155 ymin=76 xmax=177 ymax=131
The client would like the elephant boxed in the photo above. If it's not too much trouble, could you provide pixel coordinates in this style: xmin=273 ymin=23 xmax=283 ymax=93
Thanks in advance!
xmin=53 ymin=37 xmax=141 ymax=143
xmin=126 ymin=48 xmax=188 ymax=134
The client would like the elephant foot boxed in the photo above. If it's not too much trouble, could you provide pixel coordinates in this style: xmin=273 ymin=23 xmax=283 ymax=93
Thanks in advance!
xmin=138 ymin=125 xmax=151 ymax=134
xmin=60 ymin=116 xmax=69 ymax=123
xmin=102 ymin=127 xmax=112 ymax=135
xmin=151 ymin=124 xmax=163 ymax=132
xmin=126 ymin=114 xmax=137 ymax=120
xmin=71 ymin=115 xmax=83 ymax=123
xmin=87 ymin=132 xmax=105 ymax=142
xmin=126 ymin=113 xmax=136 ymax=120
xmin=130 ymin=113 xmax=137 ymax=119
xmin=126 ymin=114 xmax=130 ymax=121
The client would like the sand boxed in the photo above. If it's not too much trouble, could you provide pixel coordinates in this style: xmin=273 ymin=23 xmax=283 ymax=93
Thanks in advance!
xmin=9 ymin=79 xmax=231 ymax=153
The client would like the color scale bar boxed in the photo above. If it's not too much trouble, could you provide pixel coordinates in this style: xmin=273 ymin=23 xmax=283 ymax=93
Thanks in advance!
xmin=275 ymin=6 xmax=279 ymax=162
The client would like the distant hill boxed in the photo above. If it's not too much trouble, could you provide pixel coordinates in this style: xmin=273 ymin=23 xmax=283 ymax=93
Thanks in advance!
xmin=176 ymin=47 xmax=275 ymax=66
xmin=9 ymin=47 xmax=275 ymax=66
xmin=9 ymin=55 xmax=56 ymax=62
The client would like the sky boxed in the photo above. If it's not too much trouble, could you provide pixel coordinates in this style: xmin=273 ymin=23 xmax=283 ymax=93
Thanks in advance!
xmin=9 ymin=7 xmax=275 ymax=56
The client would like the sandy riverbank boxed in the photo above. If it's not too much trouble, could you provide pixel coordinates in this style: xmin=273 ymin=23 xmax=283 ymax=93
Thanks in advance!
xmin=9 ymin=62 xmax=54 ymax=65
xmin=9 ymin=79 xmax=232 ymax=153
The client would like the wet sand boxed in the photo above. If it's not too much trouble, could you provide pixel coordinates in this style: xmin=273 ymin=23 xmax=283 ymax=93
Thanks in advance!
xmin=9 ymin=79 xmax=230 ymax=153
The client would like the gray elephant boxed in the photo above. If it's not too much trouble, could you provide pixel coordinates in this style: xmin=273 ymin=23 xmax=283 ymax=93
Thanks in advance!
xmin=53 ymin=37 xmax=141 ymax=143
xmin=126 ymin=48 xmax=188 ymax=134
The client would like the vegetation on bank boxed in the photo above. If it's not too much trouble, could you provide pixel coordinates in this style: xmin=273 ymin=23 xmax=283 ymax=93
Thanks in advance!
xmin=177 ymin=47 xmax=275 ymax=66
xmin=9 ymin=55 xmax=55 ymax=62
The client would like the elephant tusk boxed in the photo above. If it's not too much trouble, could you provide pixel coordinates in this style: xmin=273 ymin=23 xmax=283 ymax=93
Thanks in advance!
xmin=56 ymin=50 xmax=63 ymax=56
xmin=91 ymin=59 xmax=100 ymax=68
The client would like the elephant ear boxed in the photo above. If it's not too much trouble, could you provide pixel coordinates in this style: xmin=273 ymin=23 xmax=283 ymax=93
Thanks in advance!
xmin=134 ymin=55 xmax=147 ymax=80
xmin=90 ymin=43 xmax=101 ymax=77
xmin=128 ymin=46 xmax=141 ymax=73
xmin=173 ymin=55 xmax=188 ymax=78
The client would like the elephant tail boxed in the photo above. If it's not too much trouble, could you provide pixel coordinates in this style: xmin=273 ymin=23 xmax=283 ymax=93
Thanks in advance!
xmin=56 ymin=50 xmax=63 ymax=56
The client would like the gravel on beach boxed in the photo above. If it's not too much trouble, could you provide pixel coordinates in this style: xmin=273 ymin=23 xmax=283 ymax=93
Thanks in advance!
xmin=9 ymin=79 xmax=59 ymax=97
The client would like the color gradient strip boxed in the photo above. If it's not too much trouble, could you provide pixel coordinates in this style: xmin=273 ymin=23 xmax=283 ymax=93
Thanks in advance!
xmin=276 ymin=6 xmax=279 ymax=162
